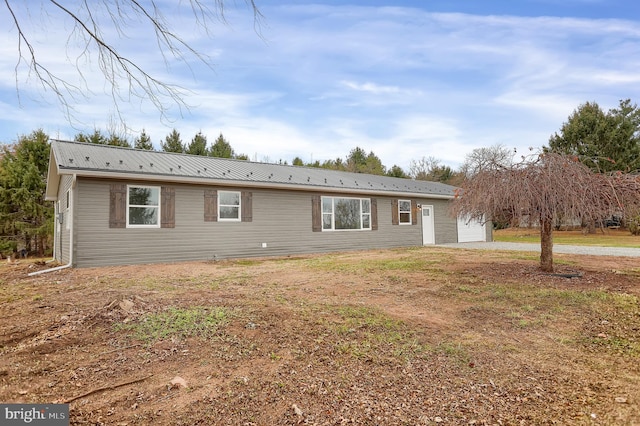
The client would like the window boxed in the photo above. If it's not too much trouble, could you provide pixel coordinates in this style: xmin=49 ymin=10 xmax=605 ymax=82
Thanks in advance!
xmin=321 ymin=197 xmax=371 ymax=231
xmin=219 ymin=191 xmax=241 ymax=221
xmin=110 ymin=184 xmax=174 ymax=229
xmin=57 ymin=201 xmax=63 ymax=234
xmin=127 ymin=185 xmax=160 ymax=227
xmin=204 ymin=190 xmax=252 ymax=223
xmin=398 ymin=200 xmax=411 ymax=225
xmin=65 ymin=190 xmax=71 ymax=230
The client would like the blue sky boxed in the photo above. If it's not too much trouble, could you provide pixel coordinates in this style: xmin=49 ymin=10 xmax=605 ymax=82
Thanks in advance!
xmin=1 ymin=0 xmax=640 ymax=170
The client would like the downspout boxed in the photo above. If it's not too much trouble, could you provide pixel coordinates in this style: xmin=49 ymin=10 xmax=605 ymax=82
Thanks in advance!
xmin=29 ymin=174 xmax=76 ymax=276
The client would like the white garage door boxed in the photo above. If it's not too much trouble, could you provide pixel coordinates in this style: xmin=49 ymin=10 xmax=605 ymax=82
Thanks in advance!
xmin=457 ymin=216 xmax=486 ymax=242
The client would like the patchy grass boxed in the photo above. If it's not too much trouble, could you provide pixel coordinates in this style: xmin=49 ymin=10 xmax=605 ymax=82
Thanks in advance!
xmin=435 ymin=341 xmax=471 ymax=364
xmin=2 ymin=247 xmax=640 ymax=425
xmin=303 ymin=254 xmax=445 ymax=275
xmin=114 ymin=306 xmax=230 ymax=343
xmin=495 ymin=228 xmax=640 ymax=247
xmin=314 ymin=305 xmax=431 ymax=362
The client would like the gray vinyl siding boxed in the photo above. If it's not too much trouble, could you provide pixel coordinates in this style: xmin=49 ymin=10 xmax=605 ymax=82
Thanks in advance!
xmin=431 ymin=199 xmax=458 ymax=244
xmin=56 ymin=175 xmax=74 ymax=264
xmin=74 ymin=178 xmax=458 ymax=267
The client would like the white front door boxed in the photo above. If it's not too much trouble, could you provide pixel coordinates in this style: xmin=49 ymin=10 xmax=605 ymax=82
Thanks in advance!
xmin=422 ymin=205 xmax=435 ymax=245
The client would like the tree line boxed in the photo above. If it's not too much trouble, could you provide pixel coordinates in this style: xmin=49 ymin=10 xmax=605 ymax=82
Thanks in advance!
xmin=67 ymin=128 xmax=468 ymax=184
xmin=1 ymin=99 xmax=640 ymax=258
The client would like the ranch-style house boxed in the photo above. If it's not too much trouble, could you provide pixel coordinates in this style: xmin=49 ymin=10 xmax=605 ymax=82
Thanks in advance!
xmin=44 ymin=140 xmax=490 ymax=268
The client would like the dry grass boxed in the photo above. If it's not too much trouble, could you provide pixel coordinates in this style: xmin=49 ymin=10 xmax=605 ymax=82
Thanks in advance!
xmin=1 ymin=246 xmax=639 ymax=425
xmin=495 ymin=227 xmax=640 ymax=248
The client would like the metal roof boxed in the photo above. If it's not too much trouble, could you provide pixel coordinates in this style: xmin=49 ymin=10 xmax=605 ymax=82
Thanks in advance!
xmin=46 ymin=140 xmax=456 ymax=200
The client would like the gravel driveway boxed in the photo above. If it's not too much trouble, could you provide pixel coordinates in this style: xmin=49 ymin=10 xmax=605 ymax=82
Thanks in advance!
xmin=439 ymin=241 xmax=640 ymax=257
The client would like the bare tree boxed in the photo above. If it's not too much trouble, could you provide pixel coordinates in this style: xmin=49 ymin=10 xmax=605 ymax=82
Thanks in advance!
xmin=409 ymin=156 xmax=439 ymax=180
xmin=3 ymin=0 xmax=261 ymax=124
xmin=460 ymin=144 xmax=514 ymax=179
xmin=409 ymin=156 xmax=458 ymax=184
xmin=451 ymin=152 xmax=640 ymax=272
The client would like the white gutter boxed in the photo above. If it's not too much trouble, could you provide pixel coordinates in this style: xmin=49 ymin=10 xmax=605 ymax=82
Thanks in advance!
xmin=29 ymin=175 xmax=76 ymax=276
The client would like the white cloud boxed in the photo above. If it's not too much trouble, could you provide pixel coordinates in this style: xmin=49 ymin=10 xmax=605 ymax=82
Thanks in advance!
xmin=341 ymin=81 xmax=401 ymax=95
xmin=2 ymin=2 xmax=640 ymax=172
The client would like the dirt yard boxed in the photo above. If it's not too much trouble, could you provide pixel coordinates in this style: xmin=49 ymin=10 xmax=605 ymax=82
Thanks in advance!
xmin=1 ymin=246 xmax=639 ymax=425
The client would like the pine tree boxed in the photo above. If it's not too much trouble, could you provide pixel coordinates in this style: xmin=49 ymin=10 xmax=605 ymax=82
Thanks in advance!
xmin=386 ymin=165 xmax=408 ymax=178
xmin=548 ymin=99 xmax=640 ymax=172
xmin=208 ymin=133 xmax=234 ymax=158
xmin=134 ymin=129 xmax=154 ymax=150
xmin=106 ymin=134 xmax=131 ymax=148
xmin=0 ymin=130 xmax=53 ymax=257
xmin=161 ymin=129 xmax=184 ymax=153
xmin=186 ymin=131 xmax=208 ymax=156
xmin=75 ymin=129 xmax=107 ymax=144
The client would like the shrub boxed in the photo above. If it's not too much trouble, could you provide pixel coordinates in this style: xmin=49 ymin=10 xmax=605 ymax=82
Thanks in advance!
xmin=0 ymin=239 xmax=17 ymax=258
xmin=628 ymin=215 xmax=640 ymax=236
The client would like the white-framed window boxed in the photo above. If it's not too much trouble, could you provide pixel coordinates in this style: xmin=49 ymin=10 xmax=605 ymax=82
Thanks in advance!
xmin=127 ymin=185 xmax=160 ymax=228
xmin=322 ymin=196 xmax=371 ymax=231
xmin=219 ymin=191 xmax=241 ymax=221
xmin=398 ymin=200 xmax=412 ymax=225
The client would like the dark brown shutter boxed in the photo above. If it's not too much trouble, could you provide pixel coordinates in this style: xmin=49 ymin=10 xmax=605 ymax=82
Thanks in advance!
xmin=161 ymin=187 xmax=175 ymax=228
xmin=204 ymin=189 xmax=218 ymax=222
xmin=241 ymin=191 xmax=252 ymax=222
xmin=391 ymin=199 xmax=399 ymax=225
xmin=312 ymin=195 xmax=322 ymax=232
xmin=371 ymin=198 xmax=378 ymax=231
xmin=109 ymin=183 xmax=126 ymax=228
xmin=411 ymin=200 xmax=418 ymax=225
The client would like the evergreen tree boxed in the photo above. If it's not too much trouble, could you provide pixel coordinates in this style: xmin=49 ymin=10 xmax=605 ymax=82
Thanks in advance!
xmin=75 ymin=129 xmax=107 ymax=144
xmin=75 ymin=129 xmax=130 ymax=147
xmin=186 ymin=131 xmax=208 ymax=156
xmin=607 ymin=99 xmax=640 ymax=172
xmin=364 ymin=151 xmax=386 ymax=175
xmin=547 ymin=99 xmax=640 ymax=172
xmin=345 ymin=147 xmax=367 ymax=173
xmin=134 ymin=129 xmax=154 ymax=150
xmin=386 ymin=164 xmax=408 ymax=178
xmin=161 ymin=129 xmax=184 ymax=153
xmin=106 ymin=133 xmax=132 ymax=148
xmin=321 ymin=158 xmax=346 ymax=171
xmin=0 ymin=130 xmax=53 ymax=257
xmin=292 ymin=157 xmax=304 ymax=166
xmin=208 ymin=133 xmax=234 ymax=158
xmin=345 ymin=147 xmax=385 ymax=175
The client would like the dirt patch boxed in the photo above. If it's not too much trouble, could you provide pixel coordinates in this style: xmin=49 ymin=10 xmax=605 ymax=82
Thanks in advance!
xmin=1 ymin=246 xmax=639 ymax=425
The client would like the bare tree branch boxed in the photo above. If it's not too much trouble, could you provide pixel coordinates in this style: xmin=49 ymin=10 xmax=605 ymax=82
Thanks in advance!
xmin=3 ymin=0 xmax=262 ymax=126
